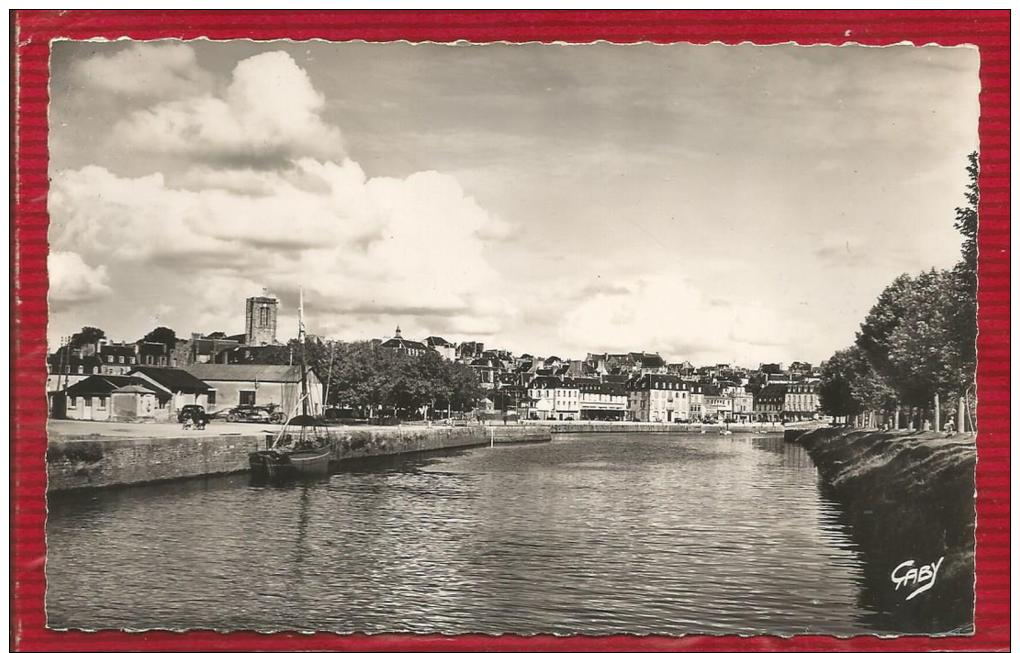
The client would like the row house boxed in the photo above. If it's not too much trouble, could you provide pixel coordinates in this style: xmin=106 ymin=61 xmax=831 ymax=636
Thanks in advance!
xmin=724 ymin=386 xmax=755 ymax=422
xmin=754 ymin=384 xmax=786 ymax=422
xmin=702 ymin=393 xmax=733 ymax=422
xmin=625 ymin=374 xmax=693 ymax=423
xmin=784 ymin=381 xmax=822 ymax=422
xmin=47 ymin=338 xmax=176 ymax=394
xmin=527 ymin=376 xmax=580 ymax=420
xmin=588 ymin=351 xmax=668 ymax=377
xmin=575 ymin=379 xmax=628 ymax=420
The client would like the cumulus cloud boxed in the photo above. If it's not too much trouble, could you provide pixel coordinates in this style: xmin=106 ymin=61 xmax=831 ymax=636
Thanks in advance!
xmin=49 ymin=157 xmax=511 ymax=337
xmin=48 ymin=251 xmax=112 ymax=308
xmin=71 ymin=42 xmax=214 ymax=99
xmin=50 ymin=48 xmax=516 ymax=344
xmin=112 ymin=51 xmax=344 ymax=166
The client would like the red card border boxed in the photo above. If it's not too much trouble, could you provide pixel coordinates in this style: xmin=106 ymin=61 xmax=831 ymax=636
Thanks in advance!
xmin=11 ymin=9 xmax=1010 ymax=652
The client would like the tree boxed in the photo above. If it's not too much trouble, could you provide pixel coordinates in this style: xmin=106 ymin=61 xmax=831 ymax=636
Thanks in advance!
xmin=818 ymin=348 xmax=864 ymax=420
xmin=886 ymin=269 xmax=972 ymax=407
xmin=69 ymin=326 xmax=105 ymax=348
xmin=141 ymin=326 xmax=177 ymax=351
xmin=954 ymin=151 xmax=978 ymax=291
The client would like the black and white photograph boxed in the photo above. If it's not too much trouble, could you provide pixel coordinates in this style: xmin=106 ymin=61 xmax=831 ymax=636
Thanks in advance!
xmin=44 ymin=39 xmax=978 ymax=636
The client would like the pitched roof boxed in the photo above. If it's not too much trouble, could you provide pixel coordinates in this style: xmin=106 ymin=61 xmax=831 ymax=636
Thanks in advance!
xmin=380 ymin=337 xmax=428 ymax=350
xmin=425 ymin=336 xmax=452 ymax=347
xmin=64 ymin=375 xmax=167 ymax=398
xmin=130 ymin=366 xmax=210 ymax=393
xmin=757 ymin=384 xmax=788 ymax=399
xmin=111 ymin=384 xmax=157 ymax=395
xmin=182 ymin=363 xmax=307 ymax=383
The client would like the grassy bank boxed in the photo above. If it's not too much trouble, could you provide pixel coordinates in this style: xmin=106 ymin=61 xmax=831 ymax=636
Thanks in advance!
xmin=789 ymin=427 xmax=975 ymax=634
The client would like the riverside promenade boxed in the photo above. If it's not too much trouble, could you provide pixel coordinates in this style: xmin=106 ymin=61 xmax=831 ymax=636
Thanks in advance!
xmin=47 ymin=419 xmax=785 ymax=491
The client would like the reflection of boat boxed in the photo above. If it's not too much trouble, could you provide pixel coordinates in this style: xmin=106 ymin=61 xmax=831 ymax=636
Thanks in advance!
xmin=249 ymin=288 xmax=332 ymax=480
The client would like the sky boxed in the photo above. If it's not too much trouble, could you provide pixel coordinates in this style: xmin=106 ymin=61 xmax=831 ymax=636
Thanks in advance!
xmin=47 ymin=40 xmax=979 ymax=366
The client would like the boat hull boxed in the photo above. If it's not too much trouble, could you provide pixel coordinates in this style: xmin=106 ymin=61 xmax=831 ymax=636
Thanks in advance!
xmin=249 ymin=445 xmax=332 ymax=480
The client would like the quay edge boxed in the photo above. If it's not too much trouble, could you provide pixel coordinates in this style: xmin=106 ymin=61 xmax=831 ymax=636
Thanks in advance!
xmin=46 ymin=421 xmax=786 ymax=492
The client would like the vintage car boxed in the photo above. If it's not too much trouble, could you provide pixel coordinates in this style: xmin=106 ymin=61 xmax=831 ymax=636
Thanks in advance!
xmin=226 ymin=405 xmax=284 ymax=423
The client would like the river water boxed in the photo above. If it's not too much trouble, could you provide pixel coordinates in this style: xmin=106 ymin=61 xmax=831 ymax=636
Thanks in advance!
xmin=47 ymin=433 xmax=887 ymax=635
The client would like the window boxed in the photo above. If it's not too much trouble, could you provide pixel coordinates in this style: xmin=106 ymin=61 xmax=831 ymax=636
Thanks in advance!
xmin=159 ymin=357 xmax=166 ymax=366
xmin=69 ymin=396 xmax=77 ymax=408
xmin=118 ymin=356 xmax=125 ymax=364
xmin=77 ymin=366 xmax=83 ymax=374
xmin=239 ymin=390 xmax=256 ymax=405
xmin=99 ymin=397 xmax=107 ymax=409
xmin=207 ymin=389 xmax=217 ymax=405
xmin=107 ymin=355 xmax=114 ymax=362
xmin=129 ymin=356 xmax=136 ymax=364
xmin=146 ymin=355 xmax=153 ymax=364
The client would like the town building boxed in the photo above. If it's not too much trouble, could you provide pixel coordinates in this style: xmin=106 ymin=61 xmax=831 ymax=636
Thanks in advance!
xmin=379 ymin=326 xmax=428 ymax=357
xmin=527 ymin=376 xmax=580 ymax=420
xmin=58 ymin=375 xmax=165 ymax=421
xmin=456 ymin=341 xmax=484 ymax=361
xmin=723 ymin=386 xmax=755 ymax=422
xmin=576 ymin=379 xmax=628 ymax=420
xmin=215 ymin=344 xmax=291 ymax=365
xmin=425 ymin=336 xmax=456 ymax=360
xmin=244 ymin=294 xmax=279 ymax=346
xmin=128 ymin=366 xmax=213 ymax=418
xmin=183 ymin=364 xmax=324 ymax=417
xmin=783 ymin=381 xmax=821 ymax=422
xmin=47 ymin=338 xmax=176 ymax=394
xmin=469 ymin=357 xmax=502 ymax=390
xmin=754 ymin=384 xmax=786 ymax=422
xmin=177 ymin=332 xmax=245 ymax=365
xmin=626 ymin=374 xmax=691 ymax=423
xmin=702 ymin=392 xmax=733 ymax=422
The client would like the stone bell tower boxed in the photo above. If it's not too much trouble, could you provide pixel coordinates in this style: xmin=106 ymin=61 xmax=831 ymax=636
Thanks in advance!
xmin=245 ymin=291 xmax=279 ymax=346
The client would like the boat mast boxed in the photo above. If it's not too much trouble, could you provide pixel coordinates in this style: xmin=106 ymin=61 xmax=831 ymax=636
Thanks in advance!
xmin=299 ymin=286 xmax=310 ymax=418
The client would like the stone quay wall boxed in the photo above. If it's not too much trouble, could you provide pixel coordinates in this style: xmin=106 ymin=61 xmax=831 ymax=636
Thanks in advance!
xmin=47 ymin=421 xmax=783 ymax=492
xmin=48 ymin=424 xmax=540 ymax=492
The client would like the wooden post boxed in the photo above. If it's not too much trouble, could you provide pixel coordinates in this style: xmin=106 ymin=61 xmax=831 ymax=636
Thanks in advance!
xmin=895 ymin=404 xmax=901 ymax=429
xmin=934 ymin=393 xmax=941 ymax=432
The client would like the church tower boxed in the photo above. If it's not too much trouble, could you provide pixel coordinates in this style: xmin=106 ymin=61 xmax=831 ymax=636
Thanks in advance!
xmin=245 ymin=292 xmax=279 ymax=346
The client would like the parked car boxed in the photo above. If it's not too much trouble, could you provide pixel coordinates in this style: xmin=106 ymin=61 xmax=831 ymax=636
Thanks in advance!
xmin=226 ymin=405 xmax=273 ymax=423
xmin=177 ymin=404 xmax=207 ymax=424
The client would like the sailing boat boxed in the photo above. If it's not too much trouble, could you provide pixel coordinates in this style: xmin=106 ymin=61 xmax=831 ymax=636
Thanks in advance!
xmin=249 ymin=288 xmax=333 ymax=480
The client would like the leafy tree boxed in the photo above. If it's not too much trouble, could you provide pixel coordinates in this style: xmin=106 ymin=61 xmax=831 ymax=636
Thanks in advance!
xmin=819 ymin=345 xmax=896 ymax=420
xmin=819 ymin=348 xmax=864 ymax=419
xmin=69 ymin=326 xmax=105 ymax=348
xmin=954 ymin=151 xmax=978 ymax=290
xmin=886 ymin=269 xmax=972 ymax=405
xmin=141 ymin=326 xmax=177 ymax=351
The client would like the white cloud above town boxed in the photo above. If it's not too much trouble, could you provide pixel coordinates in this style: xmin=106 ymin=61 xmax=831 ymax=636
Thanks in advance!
xmin=71 ymin=42 xmax=214 ymax=99
xmin=47 ymin=41 xmax=979 ymax=365
xmin=48 ymin=251 xmax=112 ymax=307
xmin=111 ymin=51 xmax=345 ymax=166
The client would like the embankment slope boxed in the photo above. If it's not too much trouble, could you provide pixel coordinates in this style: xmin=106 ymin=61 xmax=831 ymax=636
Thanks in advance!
xmin=790 ymin=428 xmax=975 ymax=634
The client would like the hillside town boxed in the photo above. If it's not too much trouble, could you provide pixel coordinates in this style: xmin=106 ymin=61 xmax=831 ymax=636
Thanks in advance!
xmin=47 ymin=292 xmax=823 ymax=426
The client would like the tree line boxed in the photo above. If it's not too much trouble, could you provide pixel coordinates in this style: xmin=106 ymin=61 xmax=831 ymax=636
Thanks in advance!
xmin=818 ymin=152 xmax=978 ymax=432
xmin=253 ymin=339 xmax=485 ymax=419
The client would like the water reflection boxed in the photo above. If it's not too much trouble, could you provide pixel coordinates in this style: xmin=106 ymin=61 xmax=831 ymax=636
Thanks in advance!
xmin=49 ymin=433 xmax=899 ymax=635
